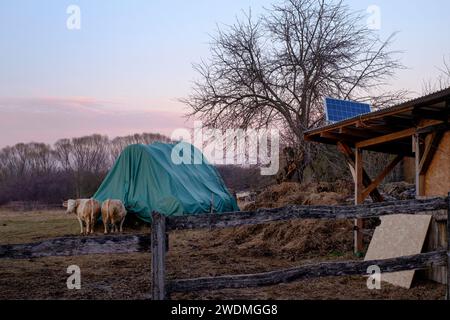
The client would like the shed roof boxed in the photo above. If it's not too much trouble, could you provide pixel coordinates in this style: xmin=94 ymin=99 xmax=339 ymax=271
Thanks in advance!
xmin=304 ymin=87 xmax=450 ymax=157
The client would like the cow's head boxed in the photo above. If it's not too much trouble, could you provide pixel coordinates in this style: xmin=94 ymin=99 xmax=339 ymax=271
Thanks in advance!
xmin=65 ymin=199 xmax=77 ymax=214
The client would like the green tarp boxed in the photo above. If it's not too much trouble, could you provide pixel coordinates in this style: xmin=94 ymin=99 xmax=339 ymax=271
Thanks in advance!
xmin=93 ymin=142 xmax=239 ymax=222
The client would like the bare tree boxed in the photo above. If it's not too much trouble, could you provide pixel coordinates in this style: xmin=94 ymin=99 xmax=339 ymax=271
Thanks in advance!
xmin=54 ymin=139 xmax=73 ymax=172
xmin=183 ymin=0 xmax=407 ymax=179
xmin=26 ymin=143 xmax=55 ymax=175
xmin=422 ymin=55 xmax=450 ymax=94
xmin=53 ymin=135 xmax=111 ymax=197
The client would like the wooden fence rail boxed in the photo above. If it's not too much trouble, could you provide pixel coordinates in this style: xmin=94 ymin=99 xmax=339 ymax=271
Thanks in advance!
xmin=168 ymin=251 xmax=447 ymax=293
xmin=166 ymin=197 xmax=447 ymax=231
xmin=0 ymin=235 xmax=151 ymax=259
xmin=0 ymin=195 xmax=449 ymax=300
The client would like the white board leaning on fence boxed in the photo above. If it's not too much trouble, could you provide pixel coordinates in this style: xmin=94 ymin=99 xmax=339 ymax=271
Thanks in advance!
xmin=364 ymin=214 xmax=432 ymax=289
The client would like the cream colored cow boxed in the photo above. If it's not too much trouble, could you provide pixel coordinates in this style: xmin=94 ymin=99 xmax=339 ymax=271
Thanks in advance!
xmin=101 ymin=199 xmax=127 ymax=234
xmin=63 ymin=199 xmax=101 ymax=235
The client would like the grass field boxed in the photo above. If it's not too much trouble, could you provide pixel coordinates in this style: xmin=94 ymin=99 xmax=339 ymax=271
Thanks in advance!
xmin=0 ymin=209 xmax=445 ymax=300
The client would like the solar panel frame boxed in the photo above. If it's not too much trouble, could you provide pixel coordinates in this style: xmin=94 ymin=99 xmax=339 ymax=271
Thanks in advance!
xmin=324 ymin=97 xmax=372 ymax=123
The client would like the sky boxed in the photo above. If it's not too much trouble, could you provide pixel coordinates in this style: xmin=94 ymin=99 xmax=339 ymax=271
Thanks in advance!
xmin=0 ymin=0 xmax=449 ymax=148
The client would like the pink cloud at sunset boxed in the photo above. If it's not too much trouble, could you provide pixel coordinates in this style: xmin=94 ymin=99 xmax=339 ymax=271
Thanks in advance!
xmin=0 ymin=96 xmax=193 ymax=147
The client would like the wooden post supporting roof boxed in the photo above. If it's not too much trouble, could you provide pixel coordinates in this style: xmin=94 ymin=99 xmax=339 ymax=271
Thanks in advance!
xmin=337 ymin=142 xmax=382 ymax=253
xmin=447 ymin=192 xmax=450 ymax=300
xmin=356 ymin=128 xmax=417 ymax=149
xmin=337 ymin=142 xmax=384 ymax=202
xmin=337 ymin=142 xmax=404 ymax=253
xmin=413 ymin=134 xmax=425 ymax=197
xmin=354 ymin=148 xmax=364 ymax=253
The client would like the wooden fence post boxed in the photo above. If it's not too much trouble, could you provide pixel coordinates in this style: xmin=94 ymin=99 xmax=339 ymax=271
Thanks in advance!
xmin=447 ymin=192 xmax=450 ymax=300
xmin=151 ymin=212 xmax=167 ymax=300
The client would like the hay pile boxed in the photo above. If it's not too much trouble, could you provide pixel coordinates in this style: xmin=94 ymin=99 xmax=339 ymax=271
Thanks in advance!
xmin=220 ymin=181 xmax=355 ymax=259
xmin=243 ymin=181 xmax=353 ymax=210
xmin=213 ymin=219 xmax=354 ymax=260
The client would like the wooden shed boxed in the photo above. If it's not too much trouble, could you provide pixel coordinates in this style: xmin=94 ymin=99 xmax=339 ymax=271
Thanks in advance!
xmin=304 ymin=87 xmax=450 ymax=283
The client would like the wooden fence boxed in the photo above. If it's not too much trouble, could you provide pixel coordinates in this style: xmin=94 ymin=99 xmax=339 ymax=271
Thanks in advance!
xmin=0 ymin=195 xmax=449 ymax=300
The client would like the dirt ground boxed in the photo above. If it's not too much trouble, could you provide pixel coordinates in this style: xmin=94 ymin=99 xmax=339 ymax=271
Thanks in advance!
xmin=0 ymin=209 xmax=445 ymax=300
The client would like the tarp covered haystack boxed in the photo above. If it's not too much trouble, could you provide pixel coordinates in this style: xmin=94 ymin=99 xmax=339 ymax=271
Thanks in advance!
xmin=94 ymin=142 xmax=239 ymax=222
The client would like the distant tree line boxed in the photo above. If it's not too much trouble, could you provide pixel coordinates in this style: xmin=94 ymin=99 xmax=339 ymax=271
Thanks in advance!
xmin=0 ymin=133 xmax=171 ymax=205
xmin=0 ymin=131 xmax=406 ymax=205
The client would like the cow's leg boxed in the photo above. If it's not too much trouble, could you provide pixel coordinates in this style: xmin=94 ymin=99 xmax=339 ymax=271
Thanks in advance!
xmin=77 ymin=217 xmax=84 ymax=235
xmin=119 ymin=217 xmax=125 ymax=233
xmin=103 ymin=219 xmax=109 ymax=234
xmin=91 ymin=214 xmax=96 ymax=234
xmin=90 ymin=219 xmax=95 ymax=234
xmin=85 ymin=217 xmax=91 ymax=235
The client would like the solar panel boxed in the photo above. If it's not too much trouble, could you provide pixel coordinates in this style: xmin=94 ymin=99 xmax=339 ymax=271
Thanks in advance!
xmin=324 ymin=98 xmax=371 ymax=123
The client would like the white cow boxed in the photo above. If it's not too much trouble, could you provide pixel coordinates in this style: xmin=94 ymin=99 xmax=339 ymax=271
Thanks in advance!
xmin=63 ymin=199 xmax=101 ymax=235
xmin=101 ymin=199 xmax=127 ymax=234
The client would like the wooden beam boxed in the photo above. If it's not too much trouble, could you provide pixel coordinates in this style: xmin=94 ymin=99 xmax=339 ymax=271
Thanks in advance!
xmin=356 ymin=128 xmax=416 ymax=149
xmin=337 ymin=142 xmax=384 ymax=202
xmin=413 ymin=109 xmax=449 ymax=121
xmin=384 ymin=116 xmax=415 ymax=127
xmin=416 ymin=122 xmax=449 ymax=135
xmin=168 ymin=251 xmax=446 ymax=293
xmin=355 ymin=122 xmax=392 ymax=131
xmin=151 ymin=212 xmax=167 ymax=300
xmin=447 ymin=192 xmax=450 ymax=300
xmin=320 ymin=131 xmax=359 ymax=143
xmin=354 ymin=148 xmax=364 ymax=253
xmin=414 ymin=134 xmax=425 ymax=197
xmin=339 ymin=127 xmax=374 ymax=138
xmin=320 ymin=132 xmax=340 ymax=140
xmin=363 ymin=144 xmax=414 ymax=158
xmin=355 ymin=148 xmax=364 ymax=204
xmin=362 ymin=155 xmax=404 ymax=200
xmin=419 ymin=130 xmax=445 ymax=174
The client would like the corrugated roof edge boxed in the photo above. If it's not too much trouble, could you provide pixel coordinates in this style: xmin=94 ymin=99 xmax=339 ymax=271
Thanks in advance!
xmin=305 ymin=86 xmax=450 ymax=136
